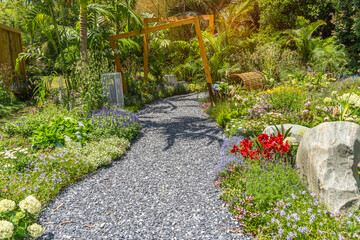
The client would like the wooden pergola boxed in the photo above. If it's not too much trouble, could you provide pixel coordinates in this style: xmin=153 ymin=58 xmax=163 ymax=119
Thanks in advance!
xmin=109 ymin=15 xmax=215 ymax=101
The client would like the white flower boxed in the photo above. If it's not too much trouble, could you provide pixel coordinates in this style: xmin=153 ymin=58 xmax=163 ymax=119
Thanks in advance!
xmin=19 ymin=195 xmax=41 ymax=214
xmin=0 ymin=220 xmax=14 ymax=239
xmin=284 ymin=137 xmax=297 ymax=146
xmin=0 ymin=200 xmax=16 ymax=213
xmin=78 ymin=121 xmax=85 ymax=127
xmin=27 ymin=223 xmax=43 ymax=238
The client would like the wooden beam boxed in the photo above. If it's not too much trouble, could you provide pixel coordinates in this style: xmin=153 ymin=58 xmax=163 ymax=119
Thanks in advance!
xmin=143 ymin=19 xmax=149 ymax=82
xmin=0 ymin=23 xmax=21 ymax=34
xmin=209 ymin=15 xmax=215 ymax=35
xmin=144 ymin=15 xmax=212 ymax=23
xmin=194 ymin=18 xmax=214 ymax=103
xmin=110 ymin=18 xmax=199 ymax=42
xmin=109 ymin=38 xmax=126 ymax=92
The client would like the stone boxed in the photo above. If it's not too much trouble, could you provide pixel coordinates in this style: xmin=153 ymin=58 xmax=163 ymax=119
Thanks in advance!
xmin=263 ymin=124 xmax=310 ymax=144
xmin=296 ymin=121 xmax=360 ymax=215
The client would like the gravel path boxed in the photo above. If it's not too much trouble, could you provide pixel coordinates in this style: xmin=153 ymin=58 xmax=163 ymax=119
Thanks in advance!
xmin=38 ymin=93 xmax=251 ymax=240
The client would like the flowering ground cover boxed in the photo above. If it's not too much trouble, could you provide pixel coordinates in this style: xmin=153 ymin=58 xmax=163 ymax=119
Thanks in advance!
xmin=0 ymin=103 xmax=141 ymax=239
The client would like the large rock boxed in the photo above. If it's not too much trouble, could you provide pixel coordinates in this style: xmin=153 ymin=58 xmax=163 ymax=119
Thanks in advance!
xmin=296 ymin=121 xmax=360 ymax=215
xmin=263 ymin=124 xmax=310 ymax=144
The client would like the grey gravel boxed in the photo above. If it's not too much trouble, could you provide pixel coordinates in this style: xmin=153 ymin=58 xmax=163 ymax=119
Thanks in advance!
xmin=38 ymin=93 xmax=252 ymax=240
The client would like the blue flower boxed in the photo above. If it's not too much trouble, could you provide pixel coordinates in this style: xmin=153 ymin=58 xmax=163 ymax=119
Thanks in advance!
xmin=212 ymin=84 xmax=219 ymax=91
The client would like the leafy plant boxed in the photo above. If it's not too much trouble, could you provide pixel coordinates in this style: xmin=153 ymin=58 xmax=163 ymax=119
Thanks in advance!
xmin=31 ymin=117 xmax=91 ymax=149
xmin=283 ymin=17 xmax=326 ymax=64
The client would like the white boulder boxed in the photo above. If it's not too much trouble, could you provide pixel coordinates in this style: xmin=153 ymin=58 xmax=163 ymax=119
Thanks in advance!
xmin=296 ymin=121 xmax=360 ymax=215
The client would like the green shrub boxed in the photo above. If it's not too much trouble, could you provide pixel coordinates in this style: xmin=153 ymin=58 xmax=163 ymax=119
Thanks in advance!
xmin=1 ymin=104 xmax=82 ymax=137
xmin=31 ymin=117 xmax=91 ymax=149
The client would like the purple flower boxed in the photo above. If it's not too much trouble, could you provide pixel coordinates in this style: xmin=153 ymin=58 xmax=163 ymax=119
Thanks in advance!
xmin=297 ymin=226 xmax=309 ymax=234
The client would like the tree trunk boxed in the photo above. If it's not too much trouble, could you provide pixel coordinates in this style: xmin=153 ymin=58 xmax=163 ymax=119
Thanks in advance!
xmin=80 ymin=0 xmax=88 ymax=62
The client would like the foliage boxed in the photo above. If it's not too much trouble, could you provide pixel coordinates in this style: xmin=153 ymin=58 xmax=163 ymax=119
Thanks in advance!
xmin=288 ymin=72 xmax=336 ymax=90
xmin=0 ymin=147 xmax=35 ymax=174
xmin=206 ymin=101 xmax=232 ymax=128
xmin=332 ymin=0 xmax=360 ymax=73
xmin=283 ymin=17 xmax=326 ymax=64
xmin=168 ymin=0 xmax=232 ymax=16
xmin=257 ymin=0 xmax=334 ymax=33
xmin=249 ymin=41 xmax=303 ymax=81
xmin=311 ymin=37 xmax=348 ymax=75
xmin=31 ymin=117 xmax=91 ymax=149
xmin=1 ymin=104 xmax=82 ymax=138
xmin=65 ymin=52 xmax=112 ymax=113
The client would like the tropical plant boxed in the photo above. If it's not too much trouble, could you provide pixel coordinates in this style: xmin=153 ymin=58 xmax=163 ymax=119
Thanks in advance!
xmin=283 ymin=17 xmax=326 ymax=64
xmin=311 ymin=37 xmax=348 ymax=75
xmin=333 ymin=0 xmax=360 ymax=73
xmin=217 ymin=0 xmax=255 ymax=40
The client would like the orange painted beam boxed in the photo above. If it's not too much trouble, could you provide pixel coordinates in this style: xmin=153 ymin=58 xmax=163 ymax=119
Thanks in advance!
xmin=110 ymin=18 xmax=199 ymax=42
xmin=143 ymin=19 xmax=149 ymax=82
xmin=144 ymin=15 xmax=212 ymax=23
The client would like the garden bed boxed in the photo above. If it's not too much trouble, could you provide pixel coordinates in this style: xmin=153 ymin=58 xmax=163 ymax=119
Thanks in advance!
xmin=210 ymin=74 xmax=360 ymax=239
xmin=0 ymin=103 xmax=141 ymax=239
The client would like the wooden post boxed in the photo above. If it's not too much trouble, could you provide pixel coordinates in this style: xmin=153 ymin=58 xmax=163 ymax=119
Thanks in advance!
xmin=143 ymin=19 xmax=149 ymax=82
xmin=194 ymin=18 xmax=214 ymax=104
xmin=109 ymin=37 xmax=126 ymax=92
xmin=209 ymin=15 xmax=215 ymax=35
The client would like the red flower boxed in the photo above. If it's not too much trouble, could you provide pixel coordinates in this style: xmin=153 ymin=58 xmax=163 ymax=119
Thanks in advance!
xmin=231 ymin=145 xmax=239 ymax=155
xmin=281 ymin=142 xmax=290 ymax=153
xmin=240 ymin=147 xmax=249 ymax=157
xmin=257 ymin=134 xmax=269 ymax=144
xmin=248 ymin=150 xmax=259 ymax=159
xmin=31 ymin=109 xmax=35 ymax=114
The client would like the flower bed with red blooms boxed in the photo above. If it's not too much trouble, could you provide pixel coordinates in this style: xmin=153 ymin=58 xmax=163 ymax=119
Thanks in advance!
xmin=214 ymin=132 xmax=360 ymax=239
xmin=231 ymin=133 xmax=295 ymax=165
